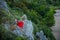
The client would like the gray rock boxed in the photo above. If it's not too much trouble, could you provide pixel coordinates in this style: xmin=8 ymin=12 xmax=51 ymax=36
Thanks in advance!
xmin=36 ymin=30 xmax=48 ymax=40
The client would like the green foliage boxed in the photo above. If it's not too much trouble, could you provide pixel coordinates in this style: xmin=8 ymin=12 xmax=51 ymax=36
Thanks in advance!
xmin=16 ymin=36 xmax=27 ymax=40
xmin=44 ymin=7 xmax=55 ymax=27
xmin=0 ymin=25 xmax=17 ymax=40
xmin=42 ymin=26 xmax=56 ymax=40
xmin=0 ymin=10 xmax=7 ymax=24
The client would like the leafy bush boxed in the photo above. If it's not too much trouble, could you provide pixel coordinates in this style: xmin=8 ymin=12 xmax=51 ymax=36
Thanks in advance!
xmin=44 ymin=7 xmax=55 ymax=27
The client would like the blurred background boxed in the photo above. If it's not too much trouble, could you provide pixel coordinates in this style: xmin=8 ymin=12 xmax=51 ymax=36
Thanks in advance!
xmin=0 ymin=0 xmax=60 ymax=40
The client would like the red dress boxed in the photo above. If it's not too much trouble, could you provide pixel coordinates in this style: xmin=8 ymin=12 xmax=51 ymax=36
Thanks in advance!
xmin=17 ymin=20 xmax=24 ymax=29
